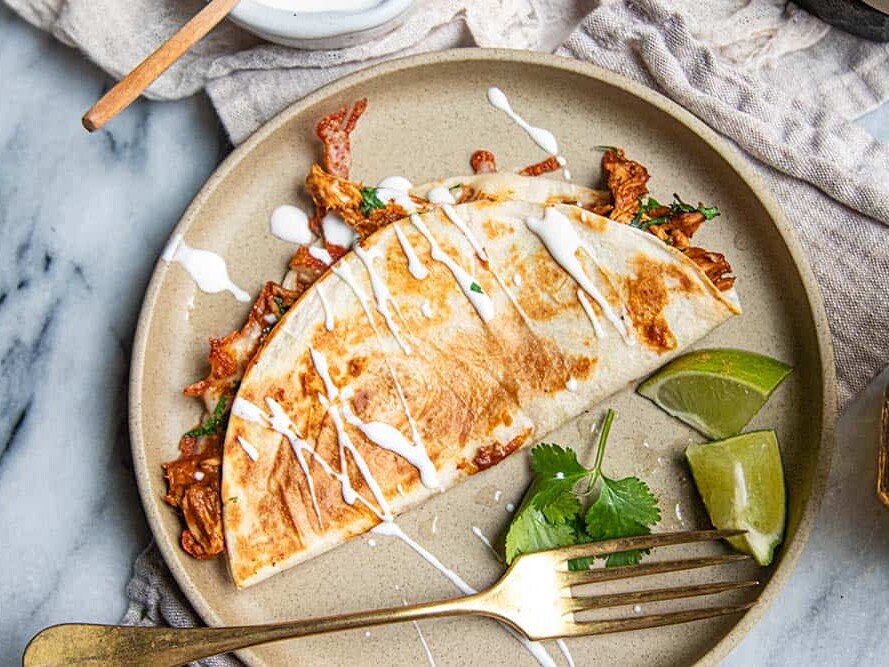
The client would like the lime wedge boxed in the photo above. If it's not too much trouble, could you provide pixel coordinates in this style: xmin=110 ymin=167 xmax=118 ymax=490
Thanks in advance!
xmin=637 ymin=349 xmax=792 ymax=440
xmin=686 ymin=430 xmax=786 ymax=565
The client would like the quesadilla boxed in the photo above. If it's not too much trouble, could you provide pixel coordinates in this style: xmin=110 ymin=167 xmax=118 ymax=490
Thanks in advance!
xmin=161 ymin=98 xmax=738 ymax=570
xmin=222 ymin=199 xmax=740 ymax=588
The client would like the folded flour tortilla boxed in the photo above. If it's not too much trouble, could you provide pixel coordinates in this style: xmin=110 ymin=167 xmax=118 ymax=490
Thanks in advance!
xmin=222 ymin=200 xmax=740 ymax=587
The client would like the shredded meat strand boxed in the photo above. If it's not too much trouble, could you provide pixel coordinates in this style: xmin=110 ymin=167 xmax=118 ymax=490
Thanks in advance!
xmin=642 ymin=209 xmax=705 ymax=251
xmin=163 ymin=282 xmax=300 ymax=559
xmin=602 ymin=148 xmax=650 ymax=224
xmin=315 ymin=98 xmax=367 ymax=179
xmin=519 ymin=155 xmax=562 ymax=177
xmin=684 ymin=247 xmax=736 ymax=291
xmin=180 ymin=482 xmax=225 ymax=560
xmin=183 ymin=282 xmax=303 ymax=409
xmin=305 ymin=163 xmax=416 ymax=241
xmin=165 ymin=100 xmax=378 ymax=562
xmin=599 ymin=148 xmax=734 ymax=291
xmin=288 ymin=246 xmax=329 ymax=291
xmin=471 ymin=149 xmax=497 ymax=174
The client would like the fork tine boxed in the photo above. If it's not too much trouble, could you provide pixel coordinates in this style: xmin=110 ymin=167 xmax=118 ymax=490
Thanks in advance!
xmin=563 ymin=554 xmax=750 ymax=586
xmin=563 ymin=602 xmax=755 ymax=637
xmin=550 ymin=529 xmax=745 ymax=563
xmin=566 ymin=580 xmax=759 ymax=613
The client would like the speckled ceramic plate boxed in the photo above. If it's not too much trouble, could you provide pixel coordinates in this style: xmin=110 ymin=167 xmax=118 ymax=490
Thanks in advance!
xmin=130 ymin=49 xmax=836 ymax=666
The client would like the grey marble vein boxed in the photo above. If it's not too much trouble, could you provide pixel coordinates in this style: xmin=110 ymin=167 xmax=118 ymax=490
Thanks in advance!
xmin=0 ymin=4 xmax=221 ymax=664
xmin=1 ymin=3 xmax=888 ymax=666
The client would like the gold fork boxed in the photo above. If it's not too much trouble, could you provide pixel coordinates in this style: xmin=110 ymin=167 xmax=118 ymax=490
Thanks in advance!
xmin=24 ymin=529 xmax=757 ymax=666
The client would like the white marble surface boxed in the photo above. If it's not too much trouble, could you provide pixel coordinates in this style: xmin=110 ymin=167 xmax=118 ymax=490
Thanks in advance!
xmin=1 ymin=4 xmax=888 ymax=665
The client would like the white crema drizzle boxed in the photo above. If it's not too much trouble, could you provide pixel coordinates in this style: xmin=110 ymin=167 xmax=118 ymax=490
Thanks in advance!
xmin=322 ymin=211 xmax=357 ymax=248
xmin=311 ymin=346 xmax=440 ymax=502
xmin=376 ymin=176 xmax=419 ymax=213
xmin=525 ymin=208 xmax=629 ymax=339
xmin=328 ymin=264 xmax=435 ymax=494
xmin=269 ymin=205 xmax=314 ymax=245
xmin=237 ymin=436 xmax=259 ymax=461
xmin=352 ymin=244 xmax=411 ymax=354
xmin=441 ymin=204 xmax=488 ymax=261
xmin=309 ymin=346 xmax=383 ymax=514
xmin=486 ymin=87 xmax=570 ymax=181
xmin=341 ymin=403 xmax=439 ymax=489
xmin=393 ymin=224 xmax=430 ymax=280
xmin=576 ymin=289 xmax=605 ymax=339
xmin=161 ymin=234 xmax=250 ymax=302
xmin=372 ymin=521 xmax=560 ymax=667
xmin=318 ymin=393 xmax=392 ymax=521
xmin=425 ymin=186 xmax=457 ymax=205
xmin=308 ymin=245 xmax=333 ymax=265
xmin=409 ymin=213 xmax=494 ymax=322
xmin=332 ymin=264 xmax=379 ymax=329
xmin=231 ymin=395 xmax=380 ymax=526
xmin=316 ymin=284 xmax=335 ymax=331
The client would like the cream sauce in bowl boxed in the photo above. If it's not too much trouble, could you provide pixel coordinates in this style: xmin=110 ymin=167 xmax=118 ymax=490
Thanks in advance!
xmin=256 ymin=0 xmax=382 ymax=12
xmin=228 ymin=0 xmax=414 ymax=49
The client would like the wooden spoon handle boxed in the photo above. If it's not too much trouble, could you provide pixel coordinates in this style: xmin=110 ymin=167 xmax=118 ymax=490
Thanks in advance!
xmin=82 ymin=0 xmax=241 ymax=132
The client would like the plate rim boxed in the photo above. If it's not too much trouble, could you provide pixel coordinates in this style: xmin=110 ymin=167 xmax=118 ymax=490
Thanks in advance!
xmin=129 ymin=47 xmax=837 ymax=666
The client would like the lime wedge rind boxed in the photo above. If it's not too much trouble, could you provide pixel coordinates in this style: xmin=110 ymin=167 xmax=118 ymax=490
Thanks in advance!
xmin=637 ymin=349 xmax=792 ymax=440
xmin=686 ymin=430 xmax=786 ymax=566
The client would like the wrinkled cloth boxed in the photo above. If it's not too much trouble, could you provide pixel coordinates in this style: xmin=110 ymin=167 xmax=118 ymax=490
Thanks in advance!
xmin=5 ymin=0 xmax=889 ymax=663
xmin=560 ymin=0 xmax=889 ymax=407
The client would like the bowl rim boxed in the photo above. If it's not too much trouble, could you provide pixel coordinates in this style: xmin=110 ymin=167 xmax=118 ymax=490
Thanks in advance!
xmin=229 ymin=0 xmax=415 ymax=40
xmin=129 ymin=47 xmax=837 ymax=667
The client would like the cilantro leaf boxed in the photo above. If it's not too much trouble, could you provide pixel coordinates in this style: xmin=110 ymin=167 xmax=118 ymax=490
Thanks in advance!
xmin=530 ymin=443 xmax=586 ymax=478
xmin=502 ymin=409 xmax=660 ymax=569
xmin=535 ymin=486 xmax=583 ymax=525
xmin=585 ymin=475 xmax=660 ymax=567
xmin=567 ymin=518 xmax=595 ymax=571
xmin=505 ymin=502 xmax=578 ymax=563
xmin=630 ymin=193 xmax=720 ymax=231
xmin=528 ymin=444 xmax=589 ymax=523
xmin=185 ymin=395 xmax=228 ymax=439
xmin=699 ymin=205 xmax=720 ymax=220
xmin=359 ymin=187 xmax=385 ymax=217
xmin=470 ymin=281 xmax=484 ymax=294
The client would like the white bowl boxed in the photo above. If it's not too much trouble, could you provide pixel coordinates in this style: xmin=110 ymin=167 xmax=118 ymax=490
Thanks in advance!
xmin=228 ymin=0 xmax=416 ymax=50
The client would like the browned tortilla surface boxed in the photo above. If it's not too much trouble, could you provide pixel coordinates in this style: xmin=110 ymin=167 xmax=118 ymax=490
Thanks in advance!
xmin=223 ymin=201 xmax=740 ymax=587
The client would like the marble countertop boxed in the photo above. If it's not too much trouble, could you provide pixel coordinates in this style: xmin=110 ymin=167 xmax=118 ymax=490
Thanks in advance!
xmin=2 ymin=4 xmax=888 ymax=665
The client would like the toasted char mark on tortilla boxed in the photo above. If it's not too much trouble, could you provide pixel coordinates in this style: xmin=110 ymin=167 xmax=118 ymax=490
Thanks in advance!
xmin=576 ymin=210 xmax=609 ymax=234
xmin=568 ymin=355 xmax=597 ymax=381
xmin=470 ymin=427 xmax=535 ymax=472
xmin=623 ymin=254 xmax=686 ymax=353
xmin=482 ymin=216 xmax=515 ymax=239
xmin=511 ymin=247 xmax=576 ymax=322
xmin=595 ymin=265 xmax=624 ymax=309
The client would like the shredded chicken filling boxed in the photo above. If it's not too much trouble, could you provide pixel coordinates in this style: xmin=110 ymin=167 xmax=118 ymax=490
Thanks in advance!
xmin=597 ymin=148 xmax=735 ymax=290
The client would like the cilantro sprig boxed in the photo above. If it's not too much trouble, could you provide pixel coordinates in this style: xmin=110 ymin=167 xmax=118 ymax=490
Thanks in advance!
xmin=359 ymin=187 xmax=386 ymax=217
xmin=505 ymin=409 xmax=660 ymax=568
xmin=630 ymin=193 xmax=720 ymax=230
xmin=184 ymin=395 xmax=228 ymax=439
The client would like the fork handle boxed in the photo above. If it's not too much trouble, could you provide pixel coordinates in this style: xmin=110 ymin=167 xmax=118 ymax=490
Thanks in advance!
xmin=23 ymin=594 xmax=492 ymax=666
